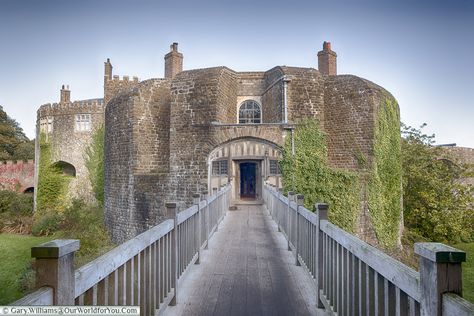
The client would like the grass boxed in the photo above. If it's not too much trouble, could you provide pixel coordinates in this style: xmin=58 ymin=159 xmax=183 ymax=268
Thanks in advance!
xmin=453 ymin=242 xmax=474 ymax=303
xmin=0 ymin=233 xmax=53 ymax=304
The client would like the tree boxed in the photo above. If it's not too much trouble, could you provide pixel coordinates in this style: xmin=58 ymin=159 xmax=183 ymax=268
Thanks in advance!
xmin=401 ymin=123 xmax=473 ymax=243
xmin=0 ymin=106 xmax=33 ymax=161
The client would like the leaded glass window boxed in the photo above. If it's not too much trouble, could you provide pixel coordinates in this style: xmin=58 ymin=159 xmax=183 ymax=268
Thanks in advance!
xmin=75 ymin=114 xmax=91 ymax=132
xmin=212 ymin=160 xmax=228 ymax=175
xmin=238 ymin=100 xmax=261 ymax=124
xmin=269 ymin=160 xmax=281 ymax=175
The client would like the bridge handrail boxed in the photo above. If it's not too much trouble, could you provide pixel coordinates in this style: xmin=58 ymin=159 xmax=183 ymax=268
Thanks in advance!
xmin=14 ymin=183 xmax=232 ymax=316
xmin=320 ymin=220 xmax=420 ymax=301
xmin=10 ymin=287 xmax=53 ymax=306
xmin=263 ymin=184 xmax=470 ymax=316
xmin=74 ymin=219 xmax=174 ymax=297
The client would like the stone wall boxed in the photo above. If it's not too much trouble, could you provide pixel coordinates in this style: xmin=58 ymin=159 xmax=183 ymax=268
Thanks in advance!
xmin=0 ymin=160 xmax=34 ymax=192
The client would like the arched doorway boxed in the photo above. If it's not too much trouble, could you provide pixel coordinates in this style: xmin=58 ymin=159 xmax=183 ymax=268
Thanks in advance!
xmin=208 ymin=138 xmax=282 ymax=202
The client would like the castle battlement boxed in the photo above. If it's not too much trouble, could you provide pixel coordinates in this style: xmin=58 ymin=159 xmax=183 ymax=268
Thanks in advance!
xmin=110 ymin=75 xmax=140 ymax=83
xmin=38 ymin=98 xmax=104 ymax=118
xmin=0 ymin=159 xmax=34 ymax=167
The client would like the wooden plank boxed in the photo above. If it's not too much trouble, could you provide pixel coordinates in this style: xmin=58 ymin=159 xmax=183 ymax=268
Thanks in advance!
xmin=107 ymin=270 xmax=117 ymax=305
xmin=442 ymin=293 xmax=474 ymax=315
xmin=320 ymin=221 xmax=420 ymax=301
xmin=97 ymin=279 xmax=106 ymax=305
xmin=83 ymin=287 xmax=94 ymax=305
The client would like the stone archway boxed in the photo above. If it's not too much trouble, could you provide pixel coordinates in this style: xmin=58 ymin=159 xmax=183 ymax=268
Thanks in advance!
xmin=52 ymin=160 xmax=76 ymax=177
xmin=207 ymin=137 xmax=282 ymax=203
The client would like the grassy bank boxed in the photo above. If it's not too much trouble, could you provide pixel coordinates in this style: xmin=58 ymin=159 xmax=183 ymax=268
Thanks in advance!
xmin=0 ymin=233 xmax=53 ymax=304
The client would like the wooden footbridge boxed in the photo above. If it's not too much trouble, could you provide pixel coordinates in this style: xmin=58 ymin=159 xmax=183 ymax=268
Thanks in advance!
xmin=13 ymin=184 xmax=474 ymax=315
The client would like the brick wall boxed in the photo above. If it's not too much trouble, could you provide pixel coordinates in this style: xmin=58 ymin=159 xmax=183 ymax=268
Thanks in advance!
xmin=0 ymin=160 xmax=34 ymax=192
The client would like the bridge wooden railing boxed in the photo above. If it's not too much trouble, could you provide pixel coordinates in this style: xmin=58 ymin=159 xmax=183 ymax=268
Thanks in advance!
xmin=11 ymin=183 xmax=232 ymax=316
xmin=263 ymin=184 xmax=474 ymax=316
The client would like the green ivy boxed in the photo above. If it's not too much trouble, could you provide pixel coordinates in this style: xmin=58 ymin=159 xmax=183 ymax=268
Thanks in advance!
xmin=35 ymin=133 xmax=71 ymax=215
xmin=85 ymin=125 xmax=105 ymax=206
xmin=280 ymin=119 xmax=360 ymax=233
xmin=367 ymin=96 xmax=402 ymax=249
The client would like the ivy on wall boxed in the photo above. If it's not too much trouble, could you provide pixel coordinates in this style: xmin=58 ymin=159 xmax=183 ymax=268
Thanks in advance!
xmin=36 ymin=133 xmax=72 ymax=215
xmin=85 ymin=125 xmax=105 ymax=206
xmin=367 ymin=95 xmax=402 ymax=249
xmin=280 ymin=119 xmax=360 ymax=233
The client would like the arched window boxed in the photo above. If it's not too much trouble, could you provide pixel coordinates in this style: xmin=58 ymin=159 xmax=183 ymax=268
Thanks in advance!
xmin=238 ymin=100 xmax=261 ymax=124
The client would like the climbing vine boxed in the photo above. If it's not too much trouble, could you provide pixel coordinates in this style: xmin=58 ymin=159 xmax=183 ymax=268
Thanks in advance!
xmin=280 ymin=119 xmax=360 ymax=233
xmin=85 ymin=125 xmax=105 ymax=206
xmin=35 ymin=133 xmax=72 ymax=215
xmin=367 ymin=95 xmax=402 ymax=249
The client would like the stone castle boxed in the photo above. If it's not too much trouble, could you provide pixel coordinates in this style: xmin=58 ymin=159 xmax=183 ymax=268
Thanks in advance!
xmin=36 ymin=42 xmax=402 ymax=244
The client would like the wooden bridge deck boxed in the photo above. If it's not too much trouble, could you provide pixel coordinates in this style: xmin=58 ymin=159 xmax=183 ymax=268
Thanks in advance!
xmin=163 ymin=204 xmax=323 ymax=316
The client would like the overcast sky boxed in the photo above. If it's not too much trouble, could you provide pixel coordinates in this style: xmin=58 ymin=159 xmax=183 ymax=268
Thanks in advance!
xmin=0 ymin=0 xmax=473 ymax=147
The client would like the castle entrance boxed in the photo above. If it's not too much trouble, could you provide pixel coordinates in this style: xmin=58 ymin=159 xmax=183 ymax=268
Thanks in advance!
xmin=239 ymin=162 xmax=257 ymax=199
xmin=207 ymin=138 xmax=282 ymax=203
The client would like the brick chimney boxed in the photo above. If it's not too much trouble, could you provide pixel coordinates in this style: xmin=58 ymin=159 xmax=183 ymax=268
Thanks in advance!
xmin=104 ymin=58 xmax=113 ymax=82
xmin=164 ymin=42 xmax=183 ymax=79
xmin=60 ymin=85 xmax=70 ymax=103
xmin=317 ymin=41 xmax=337 ymax=76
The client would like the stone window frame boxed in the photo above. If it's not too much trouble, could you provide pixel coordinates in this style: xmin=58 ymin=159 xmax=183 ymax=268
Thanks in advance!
xmin=75 ymin=114 xmax=92 ymax=132
xmin=40 ymin=116 xmax=54 ymax=133
xmin=238 ymin=99 xmax=262 ymax=124
xmin=212 ymin=159 xmax=228 ymax=176
xmin=269 ymin=159 xmax=281 ymax=175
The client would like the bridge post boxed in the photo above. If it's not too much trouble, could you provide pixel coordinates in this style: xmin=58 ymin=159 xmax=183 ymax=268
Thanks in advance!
xmin=287 ymin=191 xmax=295 ymax=251
xmin=295 ymin=194 xmax=304 ymax=266
xmin=203 ymin=191 xmax=210 ymax=250
xmin=415 ymin=242 xmax=466 ymax=316
xmin=193 ymin=193 xmax=201 ymax=264
xmin=31 ymin=239 xmax=80 ymax=305
xmin=315 ymin=203 xmax=329 ymax=309
xmin=165 ymin=202 xmax=178 ymax=306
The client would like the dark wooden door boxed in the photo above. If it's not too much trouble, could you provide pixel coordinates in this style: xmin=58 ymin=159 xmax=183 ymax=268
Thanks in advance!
xmin=240 ymin=162 xmax=256 ymax=199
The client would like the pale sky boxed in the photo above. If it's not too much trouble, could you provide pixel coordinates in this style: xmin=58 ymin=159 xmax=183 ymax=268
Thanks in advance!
xmin=0 ymin=0 xmax=473 ymax=147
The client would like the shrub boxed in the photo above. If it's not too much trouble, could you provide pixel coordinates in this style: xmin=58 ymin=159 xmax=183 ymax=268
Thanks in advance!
xmin=0 ymin=190 xmax=33 ymax=215
xmin=59 ymin=199 xmax=112 ymax=266
xmin=31 ymin=213 xmax=62 ymax=236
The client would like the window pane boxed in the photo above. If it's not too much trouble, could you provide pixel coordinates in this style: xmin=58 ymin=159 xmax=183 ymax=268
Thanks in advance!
xmin=238 ymin=100 xmax=261 ymax=124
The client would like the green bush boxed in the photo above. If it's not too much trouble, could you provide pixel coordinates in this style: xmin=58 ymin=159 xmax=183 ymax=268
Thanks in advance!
xmin=59 ymin=199 xmax=112 ymax=266
xmin=0 ymin=191 xmax=33 ymax=215
xmin=31 ymin=213 xmax=62 ymax=236
xmin=0 ymin=191 xmax=17 ymax=213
